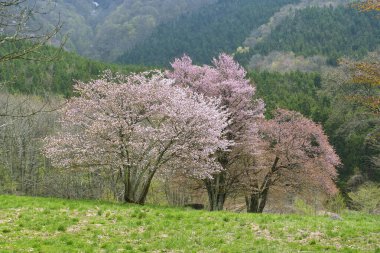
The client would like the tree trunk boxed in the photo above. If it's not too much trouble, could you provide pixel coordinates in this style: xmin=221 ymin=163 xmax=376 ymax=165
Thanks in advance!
xmin=204 ymin=172 xmax=227 ymax=211
xmin=124 ymin=181 xmax=150 ymax=204
xmin=123 ymin=181 xmax=136 ymax=204
xmin=245 ymin=156 xmax=280 ymax=213
xmin=245 ymin=186 xmax=270 ymax=213
xmin=123 ymin=167 xmax=156 ymax=205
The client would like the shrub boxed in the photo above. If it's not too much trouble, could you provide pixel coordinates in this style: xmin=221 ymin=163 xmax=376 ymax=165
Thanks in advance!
xmin=293 ymin=198 xmax=315 ymax=215
xmin=324 ymin=193 xmax=347 ymax=214
xmin=348 ymin=182 xmax=380 ymax=214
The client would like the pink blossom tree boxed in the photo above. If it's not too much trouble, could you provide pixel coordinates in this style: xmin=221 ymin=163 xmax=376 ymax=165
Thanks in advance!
xmin=243 ymin=109 xmax=341 ymax=213
xmin=168 ymin=54 xmax=265 ymax=210
xmin=43 ymin=71 xmax=231 ymax=204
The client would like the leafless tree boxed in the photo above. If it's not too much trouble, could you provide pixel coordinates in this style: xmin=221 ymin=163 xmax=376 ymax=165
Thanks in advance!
xmin=0 ymin=0 xmax=65 ymax=63
xmin=0 ymin=0 xmax=66 ymax=118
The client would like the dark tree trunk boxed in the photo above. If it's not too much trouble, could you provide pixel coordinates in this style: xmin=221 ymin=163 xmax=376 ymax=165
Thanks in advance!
xmin=204 ymin=151 xmax=232 ymax=211
xmin=122 ymin=166 xmax=134 ymax=203
xmin=123 ymin=180 xmax=151 ymax=205
xmin=204 ymin=172 xmax=227 ymax=211
xmin=123 ymin=176 xmax=137 ymax=204
xmin=245 ymin=186 xmax=270 ymax=213
xmin=246 ymin=156 xmax=280 ymax=213
xmin=123 ymin=166 xmax=157 ymax=205
xmin=123 ymin=140 xmax=172 ymax=204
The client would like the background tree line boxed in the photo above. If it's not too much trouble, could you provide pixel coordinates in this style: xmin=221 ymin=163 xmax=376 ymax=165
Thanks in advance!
xmin=0 ymin=42 xmax=147 ymax=96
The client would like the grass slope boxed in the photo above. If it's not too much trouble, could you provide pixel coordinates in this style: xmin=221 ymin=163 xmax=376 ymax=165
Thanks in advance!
xmin=0 ymin=195 xmax=379 ymax=252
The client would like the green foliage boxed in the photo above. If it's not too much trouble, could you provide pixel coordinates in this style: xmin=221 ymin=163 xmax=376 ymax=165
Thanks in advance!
xmin=324 ymin=194 xmax=347 ymax=214
xmin=320 ymin=61 xmax=380 ymax=182
xmin=35 ymin=0 xmax=216 ymax=61
xmin=0 ymin=167 xmax=17 ymax=194
xmin=0 ymin=42 xmax=148 ymax=96
xmin=293 ymin=198 xmax=315 ymax=215
xmin=325 ymin=113 xmax=380 ymax=182
xmin=250 ymin=71 xmax=328 ymax=122
xmin=0 ymin=195 xmax=379 ymax=252
xmin=253 ymin=6 xmax=380 ymax=60
xmin=348 ymin=183 xmax=380 ymax=214
xmin=118 ymin=0 xmax=300 ymax=66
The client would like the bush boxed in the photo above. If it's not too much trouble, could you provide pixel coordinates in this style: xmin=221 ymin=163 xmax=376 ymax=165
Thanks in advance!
xmin=348 ymin=183 xmax=380 ymax=214
xmin=0 ymin=168 xmax=17 ymax=194
xmin=324 ymin=193 xmax=347 ymax=214
xmin=293 ymin=198 xmax=315 ymax=215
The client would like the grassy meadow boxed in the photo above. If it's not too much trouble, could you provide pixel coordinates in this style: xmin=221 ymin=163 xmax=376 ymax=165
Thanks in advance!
xmin=0 ymin=195 xmax=379 ymax=252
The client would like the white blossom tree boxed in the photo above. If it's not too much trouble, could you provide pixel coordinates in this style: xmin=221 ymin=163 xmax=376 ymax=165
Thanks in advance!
xmin=43 ymin=71 xmax=231 ymax=204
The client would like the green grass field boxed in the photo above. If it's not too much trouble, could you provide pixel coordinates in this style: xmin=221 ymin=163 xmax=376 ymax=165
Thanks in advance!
xmin=0 ymin=195 xmax=379 ymax=252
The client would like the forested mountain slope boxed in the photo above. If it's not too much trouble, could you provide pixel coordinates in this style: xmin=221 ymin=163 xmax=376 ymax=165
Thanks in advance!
xmin=119 ymin=2 xmax=380 ymax=68
xmin=242 ymin=0 xmax=350 ymax=51
xmin=0 ymin=42 xmax=146 ymax=96
xmin=118 ymin=0 xmax=300 ymax=66
xmin=35 ymin=0 xmax=216 ymax=61
xmin=246 ymin=6 xmax=380 ymax=66
xmin=35 ymin=0 xmax=379 ymax=68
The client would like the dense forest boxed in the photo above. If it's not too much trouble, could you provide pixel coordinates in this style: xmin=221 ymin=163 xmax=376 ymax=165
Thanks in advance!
xmin=251 ymin=6 xmax=380 ymax=62
xmin=118 ymin=0 xmax=300 ymax=66
xmin=34 ymin=1 xmax=379 ymax=68
xmin=34 ymin=0 xmax=216 ymax=61
xmin=0 ymin=43 xmax=147 ymax=96
xmin=118 ymin=4 xmax=380 ymax=67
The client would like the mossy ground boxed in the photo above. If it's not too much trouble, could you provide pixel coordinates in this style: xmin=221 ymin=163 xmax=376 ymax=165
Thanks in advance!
xmin=0 ymin=195 xmax=379 ymax=252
